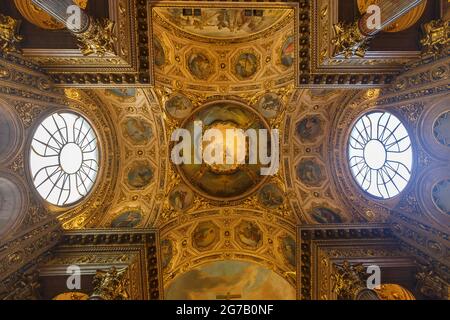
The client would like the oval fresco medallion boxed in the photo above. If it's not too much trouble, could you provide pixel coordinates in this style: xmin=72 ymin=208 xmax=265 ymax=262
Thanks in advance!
xmin=257 ymin=93 xmax=283 ymax=119
xmin=258 ymin=183 xmax=285 ymax=209
xmin=154 ymin=37 xmax=166 ymax=68
xmin=175 ymin=101 xmax=270 ymax=200
xmin=188 ymin=52 xmax=214 ymax=80
xmin=433 ymin=111 xmax=450 ymax=147
xmin=165 ymin=94 xmax=193 ymax=120
xmin=127 ymin=162 xmax=154 ymax=189
xmin=280 ymin=35 xmax=294 ymax=68
xmin=432 ymin=179 xmax=450 ymax=214
xmin=296 ymin=158 xmax=325 ymax=187
xmin=295 ymin=115 xmax=324 ymax=143
xmin=122 ymin=117 xmax=153 ymax=145
xmin=310 ymin=207 xmax=343 ymax=224
xmin=235 ymin=220 xmax=263 ymax=250
xmin=234 ymin=53 xmax=258 ymax=79
xmin=280 ymin=235 xmax=295 ymax=267
xmin=111 ymin=209 xmax=142 ymax=228
xmin=192 ymin=221 xmax=220 ymax=251
xmin=169 ymin=184 xmax=194 ymax=212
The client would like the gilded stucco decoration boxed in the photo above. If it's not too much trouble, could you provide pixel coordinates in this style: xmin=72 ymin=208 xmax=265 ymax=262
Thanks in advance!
xmin=0 ymin=14 xmax=23 ymax=54
xmin=152 ymin=2 xmax=296 ymax=95
xmin=57 ymin=88 xmax=167 ymax=229
xmin=160 ymin=210 xmax=296 ymax=295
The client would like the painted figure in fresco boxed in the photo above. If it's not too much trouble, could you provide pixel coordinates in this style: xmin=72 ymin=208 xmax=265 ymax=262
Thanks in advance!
xmin=161 ymin=239 xmax=174 ymax=270
xmin=169 ymin=185 xmax=194 ymax=212
xmin=296 ymin=116 xmax=323 ymax=142
xmin=235 ymin=53 xmax=258 ymax=78
xmin=166 ymin=95 xmax=192 ymax=119
xmin=188 ymin=53 xmax=212 ymax=80
xmin=297 ymin=159 xmax=324 ymax=186
xmin=124 ymin=118 xmax=152 ymax=144
xmin=108 ymin=88 xmax=136 ymax=98
xmin=193 ymin=223 xmax=217 ymax=249
xmin=281 ymin=36 xmax=294 ymax=67
xmin=311 ymin=207 xmax=342 ymax=224
xmin=172 ymin=190 xmax=188 ymax=210
xmin=111 ymin=210 xmax=142 ymax=228
xmin=237 ymin=221 xmax=262 ymax=248
xmin=128 ymin=164 xmax=153 ymax=189
xmin=281 ymin=236 xmax=295 ymax=267
xmin=154 ymin=38 xmax=165 ymax=67
xmin=259 ymin=184 xmax=284 ymax=208
xmin=258 ymin=93 xmax=282 ymax=119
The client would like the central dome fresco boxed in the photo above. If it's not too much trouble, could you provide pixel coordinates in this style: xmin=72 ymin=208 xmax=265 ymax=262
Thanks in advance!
xmin=174 ymin=101 xmax=272 ymax=201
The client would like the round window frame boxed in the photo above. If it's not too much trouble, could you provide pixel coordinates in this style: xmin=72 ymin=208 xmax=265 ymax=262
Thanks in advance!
xmin=26 ymin=109 xmax=102 ymax=209
xmin=346 ymin=110 xmax=414 ymax=201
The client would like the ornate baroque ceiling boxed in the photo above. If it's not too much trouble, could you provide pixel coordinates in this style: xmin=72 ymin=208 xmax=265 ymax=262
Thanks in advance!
xmin=0 ymin=0 xmax=448 ymax=299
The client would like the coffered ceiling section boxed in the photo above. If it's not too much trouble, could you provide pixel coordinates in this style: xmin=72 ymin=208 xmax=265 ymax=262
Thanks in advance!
xmin=151 ymin=1 xmax=296 ymax=94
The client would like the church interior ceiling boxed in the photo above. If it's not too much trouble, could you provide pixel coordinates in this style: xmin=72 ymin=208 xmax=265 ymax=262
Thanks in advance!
xmin=0 ymin=0 xmax=449 ymax=301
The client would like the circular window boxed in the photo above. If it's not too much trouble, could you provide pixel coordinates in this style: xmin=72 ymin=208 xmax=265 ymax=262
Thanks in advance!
xmin=30 ymin=112 xmax=99 ymax=206
xmin=348 ymin=112 xmax=412 ymax=199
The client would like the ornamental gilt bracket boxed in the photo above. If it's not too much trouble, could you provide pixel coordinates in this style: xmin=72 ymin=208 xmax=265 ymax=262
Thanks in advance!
xmin=0 ymin=13 xmax=23 ymax=55
xmin=331 ymin=22 xmax=372 ymax=59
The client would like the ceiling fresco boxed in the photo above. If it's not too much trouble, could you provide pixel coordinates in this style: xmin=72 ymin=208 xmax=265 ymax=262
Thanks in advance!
xmin=165 ymin=260 xmax=296 ymax=300
xmin=1 ymin=0 xmax=448 ymax=301
xmin=152 ymin=4 xmax=296 ymax=96
xmin=154 ymin=8 xmax=291 ymax=41
xmin=176 ymin=100 xmax=270 ymax=201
